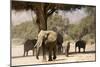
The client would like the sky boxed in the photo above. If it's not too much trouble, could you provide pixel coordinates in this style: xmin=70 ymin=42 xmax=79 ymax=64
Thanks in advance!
xmin=11 ymin=8 xmax=87 ymax=25
xmin=58 ymin=8 xmax=87 ymax=23
xmin=12 ymin=10 xmax=36 ymax=25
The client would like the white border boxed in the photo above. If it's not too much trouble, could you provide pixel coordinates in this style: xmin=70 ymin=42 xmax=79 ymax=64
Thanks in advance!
xmin=0 ymin=0 xmax=98 ymax=67
xmin=0 ymin=0 xmax=10 ymax=67
xmin=14 ymin=0 xmax=96 ymax=6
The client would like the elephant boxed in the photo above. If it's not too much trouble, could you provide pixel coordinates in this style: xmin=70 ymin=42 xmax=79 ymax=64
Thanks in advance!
xmin=62 ymin=41 xmax=70 ymax=57
xmin=23 ymin=39 xmax=37 ymax=56
xmin=56 ymin=33 xmax=63 ymax=54
xmin=75 ymin=40 xmax=86 ymax=53
xmin=34 ymin=30 xmax=57 ymax=61
xmin=52 ymin=27 xmax=63 ymax=54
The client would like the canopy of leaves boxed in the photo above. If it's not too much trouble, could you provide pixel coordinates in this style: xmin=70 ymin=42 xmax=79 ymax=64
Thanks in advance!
xmin=67 ymin=7 xmax=96 ymax=40
xmin=12 ymin=1 xmax=96 ymax=42
xmin=12 ymin=1 xmax=84 ymax=11
xmin=12 ymin=8 xmax=96 ymax=41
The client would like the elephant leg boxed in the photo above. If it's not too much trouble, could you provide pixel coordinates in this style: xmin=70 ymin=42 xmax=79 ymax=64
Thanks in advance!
xmin=78 ymin=47 xmax=80 ymax=53
xmin=67 ymin=47 xmax=70 ymax=56
xmin=23 ymin=50 xmax=25 ymax=56
xmin=61 ymin=46 xmax=63 ymax=54
xmin=57 ymin=46 xmax=60 ymax=54
xmin=65 ymin=46 xmax=69 ymax=57
xmin=63 ymin=47 xmax=66 ymax=54
xmin=83 ymin=48 xmax=85 ymax=53
xmin=75 ymin=47 xmax=76 ymax=53
xmin=62 ymin=47 xmax=64 ymax=54
xmin=57 ymin=47 xmax=59 ymax=54
xmin=48 ymin=48 xmax=52 ymax=61
xmin=33 ymin=49 xmax=34 ymax=56
xmin=53 ymin=47 xmax=56 ymax=60
xmin=42 ymin=45 xmax=46 ymax=61
xmin=67 ymin=44 xmax=70 ymax=56
xmin=65 ymin=48 xmax=68 ymax=57
xmin=26 ymin=51 xmax=28 ymax=56
xmin=58 ymin=46 xmax=61 ymax=54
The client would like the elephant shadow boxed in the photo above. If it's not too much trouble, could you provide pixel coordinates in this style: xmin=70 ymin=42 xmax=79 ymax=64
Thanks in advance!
xmin=54 ymin=58 xmax=66 ymax=61
xmin=12 ymin=55 xmax=34 ymax=59
xmin=69 ymin=50 xmax=96 ymax=55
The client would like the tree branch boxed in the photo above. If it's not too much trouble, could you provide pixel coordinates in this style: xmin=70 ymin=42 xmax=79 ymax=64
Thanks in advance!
xmin=47 ymin=8 xmax=56 ymax=17
xmin=45 ymin=4 xmax=52 ymax=11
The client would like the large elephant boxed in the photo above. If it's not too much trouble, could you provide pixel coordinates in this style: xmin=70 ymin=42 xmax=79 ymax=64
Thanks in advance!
xmin=75 ymin=40 xmax=86 ymax=53
xmin=34 ymin=30 xmax=57 ymax=61
xmin=23 ymin=39 xmax=37 ymax=56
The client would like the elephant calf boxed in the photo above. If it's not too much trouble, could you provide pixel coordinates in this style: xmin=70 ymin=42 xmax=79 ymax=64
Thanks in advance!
xmin=62 ymin=41 xmax=70 ymax=57
xmin=23 ymin=39 xmax=37 ymax=56
xmin=75 ymin=40 xmax=86 ymax=53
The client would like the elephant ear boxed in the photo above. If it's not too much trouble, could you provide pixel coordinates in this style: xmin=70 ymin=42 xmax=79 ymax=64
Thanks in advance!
xmin=44 ymin=33 xmax=49 ymax=40
xmin=46 ymin=31 xmax=57 ymax=42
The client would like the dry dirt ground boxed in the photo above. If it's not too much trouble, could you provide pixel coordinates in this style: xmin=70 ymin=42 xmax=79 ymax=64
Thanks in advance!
xmin=11 ymin=43 xmax=96 ymax=66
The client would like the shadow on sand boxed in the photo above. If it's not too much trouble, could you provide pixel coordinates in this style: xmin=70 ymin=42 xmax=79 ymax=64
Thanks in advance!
xmin=54 ymin=58 xmax=66 ymax=61
xmin=69 ymin=50 xmax=96 ymax=55
xmin=12 ymin=50 xmax=95 ymax=59
xmin=12 ymin=55 xmax=35 ymax=59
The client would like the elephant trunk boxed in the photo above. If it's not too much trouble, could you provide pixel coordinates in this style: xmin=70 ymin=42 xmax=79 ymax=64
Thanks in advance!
xmin=35 ymin=38 xmax=43 ymax=59
xmin=36 ymin=46 xmax=40 ymax=59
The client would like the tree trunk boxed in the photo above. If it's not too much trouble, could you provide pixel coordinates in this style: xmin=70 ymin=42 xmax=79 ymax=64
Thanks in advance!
xmin=35 ymin=5 xmax=47 ymax=33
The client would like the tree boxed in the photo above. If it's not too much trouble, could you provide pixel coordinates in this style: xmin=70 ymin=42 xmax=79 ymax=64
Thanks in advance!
xmin=12 ymin=1 xmax=82 ymax=32
xmin=78 ymin=7 xmax=96 ymax=39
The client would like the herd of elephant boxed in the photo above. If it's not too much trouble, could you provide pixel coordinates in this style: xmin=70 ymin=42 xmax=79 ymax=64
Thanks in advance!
xmin=23 ymin=30 xmax=86 ymax=61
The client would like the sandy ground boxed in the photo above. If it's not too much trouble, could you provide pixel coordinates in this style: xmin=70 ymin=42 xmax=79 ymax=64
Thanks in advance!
xmin=11 ymin=43 xmax=96 ymax=66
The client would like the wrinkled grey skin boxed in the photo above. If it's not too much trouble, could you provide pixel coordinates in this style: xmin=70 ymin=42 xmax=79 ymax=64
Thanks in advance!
xmin=23 ymin=39 xmax=37 ymax=56
xmin=75 ymin=40 xmax=86 ymax=53
xmin=34 ymin=30 xmax=57 ymax=61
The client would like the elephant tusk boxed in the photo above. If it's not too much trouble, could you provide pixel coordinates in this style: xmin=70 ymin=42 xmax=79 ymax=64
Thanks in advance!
xmin=38 ymin=39 xmax=43 ymax=47
xmin=34 ymin=40 xmax=40 ymax=48
xmin=34 ymin=44 xmax=37 ymax=48
xmin=36 ymin=47 xmax=40 ymax=60
xmin=36 ymin=39 xmax=43 ymax=60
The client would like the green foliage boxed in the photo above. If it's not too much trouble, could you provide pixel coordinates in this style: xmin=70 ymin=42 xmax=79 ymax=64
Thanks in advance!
xmin=82 ymin=33 xmax=95 ymax=41
xmin=63 ymin=34 xmax=72 ymax=41
xmin=12 ymin=21 xmax=38 ymax=39
xmin=47 ymin=13 xmax=69 ymax=32
xmin=67 ymin=14 xmax=96 ymax=40
xmin=12 ymin=7 xmax=96 ymax=42
xmin=67 ymin=24 xmax=80 ymax=40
